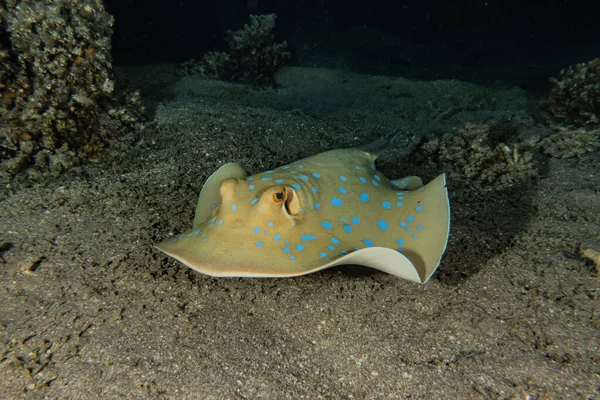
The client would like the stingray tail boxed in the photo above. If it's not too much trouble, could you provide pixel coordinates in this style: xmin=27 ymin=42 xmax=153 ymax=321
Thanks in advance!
xmin=359 ymin=132 xmax=401 ymax=160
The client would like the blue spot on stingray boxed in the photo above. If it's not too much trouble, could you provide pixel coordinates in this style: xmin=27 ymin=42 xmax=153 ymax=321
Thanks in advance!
xmin=343 ymin=224 xmax=352 ymax=233
xmin=340 ymin=250 xmax=348 ymax=255
xmin=397 ymin=248 xmax=404 ymax=253
xmin=299 ymin=208 xmax=304 ymax=213
xmin=299 ymin=175 xmax=309 ymax=181
xmin=374 ymin=175 xmax=381 ymax=181
xmin=232 ymin=204 xmax=237 ymax=211
xmin=296 ymin=244 xmax=305 ymax=251
xmin=331 ymin=197 xmax=343 ymax=207
xmin=292 ymin=183 xmax=301 ymax=190
xmin=247 ymin=177 xmax=254 ymax=181
xmin=406 ymin=215 xmax=415 ymax=222
xmin=265 ymin=170 xmax=274 ymax=174
xmin=298 ymin=165 xmax=304 ymax=169
xmin=360 ymin=193 xmax=369 ymax=202
xmin=210 ymin=216 xmax=217 ymax=223
xmin=397 ymin=238 xmax=405 ymax=245
xmin=322 ymin=221 xmax=332 ymax=230
xmin=401 ymin=181 xmax=408 ymax=187
xmin=370 ymin=164 xmax=376 ymax=170
xmin=312 ymin=172 xmax=321 ymax=178
xmin=406 ymin=226 xmax=412 ymax=231
xmin=283 ymin=247 xmax=291 ymax=253
xmin=264 ymin=230 xmax=269 ymax=235
xmin=339 ymin=217 xmax=346 ymax=222
xmin=377 ymin=220 xmax=388 ymax=230
xmin=218 ymin=220 xmax=224 ymax=226
xmin=417 ymin=225 xmax=423 ymax=231
xmin=351 ymin=216 xmax=360 ymax=224
xmin=315 ymin=202 xmax=321 ymax=210
xmin=400 ymin=221 xmax=407 ymax=227
xmin=275 ymin=179 xmax=284 ymax=183
xmin=328 ymin=245 xmax=335 ymax=251
xmin=312 ymin=186 xmax=318 ymax=193
xmin=359 ymin=177 xmax=367 ymax=183
xmin=253 ymin=227 xmax=260 ymax=234
xmin=290 ymin=255 xmax=296 ymax=260
xmin=285 ymin=240 xmax=290 ymax=245
xmin=412 ymin=233 xmax=418 ymax=238
xmin=396 ymin=201 xmax=404 ymax=207
xmin=416 ymin=205 xmax=423 ymax=212
xmin=267 ymin=221 xmax=274 ymax=227
xmin=209 ymin=223 xmax=215 ymax=229
xmin=340 ymin=175 xmax=347 ymax=182
xmin=193 ymin=229 xmax=202 ymax=235
xmin=211 ymin=203 xmax=217 ymax=209
xmin=364 ymin=239 xmax=373 ymax=247
xmin=273 ymin=234 xmax=281 ymax=242
xmin=281 ymin=165 xmax=290 ymax=170
xmin=251 ymin=198 xmax=259 ymax=205
xmin=382 ymin=201 xmax=391 ymax=209
xmin=261 ymin=177 xmax=272 ymax=181
xmin=331 ymin=237 xmax=340 ymax=245
xmin=354 ymin=165 xmax=360 ymax=169
xmin=319 ymin=252 xmax=327 ymax=257
xmin=301 ymin=234 xmax=317 ymax=242
xmin=372 ymin=180 xmax=380 ymax=187
xmin=256 ymin=241 xmax=264 ymax=247
xmin=338 ymin=187 xmax=347 ymax=195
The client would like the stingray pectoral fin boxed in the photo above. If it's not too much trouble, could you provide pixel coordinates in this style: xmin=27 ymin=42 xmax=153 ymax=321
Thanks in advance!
xmin=392 ymin=176 xmax=424 ymax=190
xmin=323 ymin=247 xmax=424 ymax=282
xmin=194 ymin=163 xmax=248 ymax=226
xmin=156 ymin=239 xmax=421 ymax=281
xmin=403 ymin=173 xmax=451 ymax=282
xmin=155 ymin=234 xmax=234 ymax=277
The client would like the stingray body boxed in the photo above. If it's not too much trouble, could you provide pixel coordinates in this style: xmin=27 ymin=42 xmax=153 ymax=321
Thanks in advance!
xmin=156 ymin=138 xmax=450 ymax=283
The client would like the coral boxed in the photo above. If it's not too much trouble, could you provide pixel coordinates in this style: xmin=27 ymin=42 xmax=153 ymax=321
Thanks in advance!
xmin=417 ymin=123 xmax=536 ymax=191
xmin=0 ymin=0 xmax=144 ymax=181
xmin=199 ymin=52 xmax=230 ymax=79
xmin=178 ymin=58 xmax=205 ymax=77
xmin=546 ymin=58 xmax=600 ymax=127
xmin=200 ymin=14 xmax=290 ymax=85
xmin=581 ymin=248 xmax=600 ymax=275
xmin=538 ymin=127 xmax=600 ymax=158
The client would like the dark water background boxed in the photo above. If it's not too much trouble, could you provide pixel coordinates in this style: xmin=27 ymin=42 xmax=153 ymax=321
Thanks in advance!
xmin=105 ymin=0 xmax=599 ymax=88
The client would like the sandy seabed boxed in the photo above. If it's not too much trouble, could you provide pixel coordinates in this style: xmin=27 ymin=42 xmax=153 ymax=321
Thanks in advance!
xmin=1 ymin=65 xmax=599 ymax=399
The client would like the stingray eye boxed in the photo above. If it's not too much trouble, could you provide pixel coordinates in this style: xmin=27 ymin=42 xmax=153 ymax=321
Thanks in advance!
xmin=272 ymin=189 xmax=286 ymax=203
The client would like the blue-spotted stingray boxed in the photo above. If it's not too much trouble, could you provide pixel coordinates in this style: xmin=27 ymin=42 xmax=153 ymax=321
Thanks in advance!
xmin=156 ymin=135 xmax=450 ymax=283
